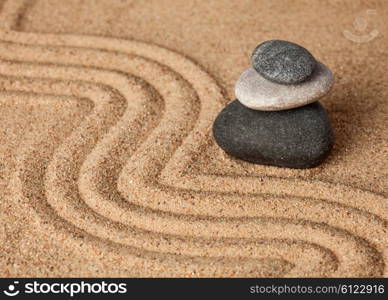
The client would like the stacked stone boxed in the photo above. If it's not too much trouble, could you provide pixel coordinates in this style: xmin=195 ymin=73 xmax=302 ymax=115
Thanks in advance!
xmin=213 ymin=40 xmax=334 ymax=169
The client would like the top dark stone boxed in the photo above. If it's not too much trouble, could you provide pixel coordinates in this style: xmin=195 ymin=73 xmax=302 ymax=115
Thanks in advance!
xmin=251 ymin=40 xmax=317 ymax=84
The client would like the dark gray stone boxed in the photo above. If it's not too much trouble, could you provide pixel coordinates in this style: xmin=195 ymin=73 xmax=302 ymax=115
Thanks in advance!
xmin=213 ymin=100 xmax=333 ymax=169
xmin=251 ymin=40 xmax=317 ymax=84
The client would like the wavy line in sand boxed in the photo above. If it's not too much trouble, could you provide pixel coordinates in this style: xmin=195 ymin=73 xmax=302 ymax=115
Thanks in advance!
xmin=0 ymin=1 xmax=386 ymax=276
xmin=1 ymin=59 xmax=342 ymax=277
xmin=1 ymin=0 xmax=386 ymax=202
xmin=1 ymin=70 xmax=303 ymax=277
xmin=0 ymin=37 xmax=386 ymax=277
xmin=0 ymin=34 xmax=385 ymax=215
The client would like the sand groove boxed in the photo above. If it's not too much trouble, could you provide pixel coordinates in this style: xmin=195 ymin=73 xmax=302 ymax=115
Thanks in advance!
xmin=3 ymin=77 xmax=319 ymax=276
xmin=0 ymin=50 xmax=340 ymax=277
xmin=0 ymin=0 xmax=387 ymax=277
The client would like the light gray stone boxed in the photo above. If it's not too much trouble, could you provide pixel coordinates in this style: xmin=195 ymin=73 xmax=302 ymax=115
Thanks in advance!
xmin=235 ymin=62 xmax=334 ymax=111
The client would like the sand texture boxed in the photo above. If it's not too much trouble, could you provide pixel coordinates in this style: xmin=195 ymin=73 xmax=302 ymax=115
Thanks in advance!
xmin=0 ymin=0 xmax=387 ymax=277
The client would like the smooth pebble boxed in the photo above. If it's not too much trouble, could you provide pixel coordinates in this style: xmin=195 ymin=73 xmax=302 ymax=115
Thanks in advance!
xmin=251 ymin=40 xmax=316 ymax=84
xmin=213 ymin=100 xmax=334 ymax=169
xmin=235 ymin=62 xmax=334 ymax=111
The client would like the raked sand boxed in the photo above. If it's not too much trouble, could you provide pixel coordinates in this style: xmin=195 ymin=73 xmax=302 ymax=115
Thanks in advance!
xmin=0 ymin=0 xmax=387 ymax=277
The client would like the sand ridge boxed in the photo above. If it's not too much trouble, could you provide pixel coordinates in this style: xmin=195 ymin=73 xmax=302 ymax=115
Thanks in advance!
xmin=0 ymin=0 xmax=387 ymax=277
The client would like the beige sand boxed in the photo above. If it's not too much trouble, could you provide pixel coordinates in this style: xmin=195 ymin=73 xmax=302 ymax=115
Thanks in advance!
xmin=0 ymin=0 xmax=387 ymax=277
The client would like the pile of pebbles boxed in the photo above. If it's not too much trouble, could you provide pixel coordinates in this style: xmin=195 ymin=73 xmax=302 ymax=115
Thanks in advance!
xmin=213 ymin=40 xmax=334 ymax=169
